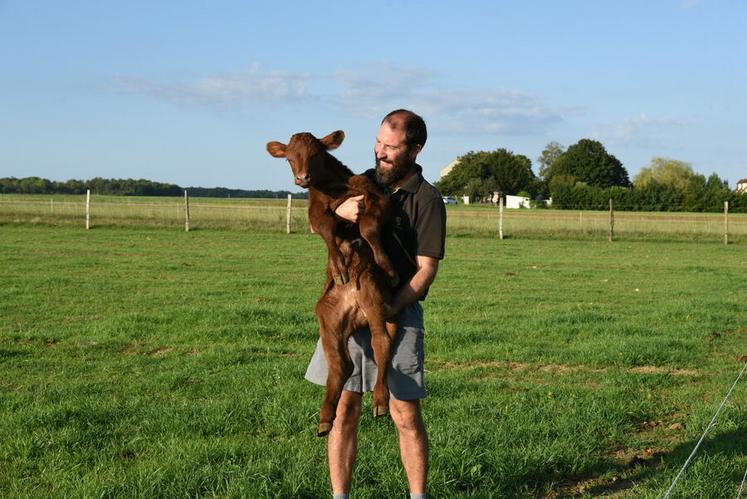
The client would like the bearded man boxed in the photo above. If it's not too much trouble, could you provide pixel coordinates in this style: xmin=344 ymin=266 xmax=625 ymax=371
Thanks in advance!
xmin=304 ymin=109 xmax=446 ymax=499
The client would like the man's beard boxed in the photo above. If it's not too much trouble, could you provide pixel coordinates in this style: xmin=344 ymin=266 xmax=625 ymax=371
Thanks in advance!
xmin=375 ymin=154 xmax=415 ymax=186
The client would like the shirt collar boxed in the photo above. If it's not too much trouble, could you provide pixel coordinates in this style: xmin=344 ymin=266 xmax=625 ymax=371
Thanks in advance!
xmin=392 ymin=164 xmax=423 ymax=194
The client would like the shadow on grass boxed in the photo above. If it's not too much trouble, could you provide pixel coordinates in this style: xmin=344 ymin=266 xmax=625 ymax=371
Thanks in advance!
xmin=552 ymin=426 xmax=747 ymax=497
xmin=0 ymin=349 xmax=29 ymax=360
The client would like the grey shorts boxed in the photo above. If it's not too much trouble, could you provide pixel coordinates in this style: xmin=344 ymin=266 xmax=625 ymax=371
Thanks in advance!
xmin=304 ymin=302 xmax=427 ymax=400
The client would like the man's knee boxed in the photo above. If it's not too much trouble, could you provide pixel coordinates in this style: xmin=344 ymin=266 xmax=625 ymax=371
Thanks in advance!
xmin=334 ymin=391 xmax=363 ymax=429
xmin=389 ymin=398 xmax=425 ymax=433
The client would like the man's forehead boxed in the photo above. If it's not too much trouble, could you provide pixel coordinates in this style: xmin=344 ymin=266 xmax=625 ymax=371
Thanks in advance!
xmin=377 ymin=123 xmax=406 ymax=145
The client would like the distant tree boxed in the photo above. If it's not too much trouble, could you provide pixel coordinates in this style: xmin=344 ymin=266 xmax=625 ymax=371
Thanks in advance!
xmin=436 ymin=148 xmax=536 ymax=199
xmin=548 ymin=174 xmax=577 ymax=196
xmin=0 ymin=177 xmax=19 ymax=193
xmin=548 ymin=139 xmax=630 ymax=188
xmin=634 ymin=157 xmax=696 ymax=192
xmin=0 ymin=176 xmax=305 ymax=198
xmin=64 ymin=179 xmax=86 ymax=194
xmin=537 ymin=141 xmax=565 ymax=180
xmin=19 ymin=177 xmax=51 ymax=194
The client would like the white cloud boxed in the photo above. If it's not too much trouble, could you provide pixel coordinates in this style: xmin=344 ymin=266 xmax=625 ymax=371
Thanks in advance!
xmin=680 ymin=0 xmax=698 ymax=10
xmin=593 ymin=113 xmax=685 ymax=146
xmin=113 ymin=63 xmax=311 ymax=107
xmin=332 ymin=62 xmax=562 ymax=135
xmin=112 ymin=61 xmax=562 ymax=135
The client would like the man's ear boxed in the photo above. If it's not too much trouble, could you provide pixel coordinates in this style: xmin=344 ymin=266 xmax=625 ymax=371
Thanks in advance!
xmin=266 ymin=141 xmax=287 ymax=158
xmin=319 ymin=130 xmax=345 ymax=151
xmin=409 ymin=143 xmax=422 ymax=159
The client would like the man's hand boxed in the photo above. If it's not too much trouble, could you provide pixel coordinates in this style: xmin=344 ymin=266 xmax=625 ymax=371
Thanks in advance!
xmin=335 ymin=194 xmax=365 ymax=223
xmin=388 ymin=256 xmax=439 ymax=320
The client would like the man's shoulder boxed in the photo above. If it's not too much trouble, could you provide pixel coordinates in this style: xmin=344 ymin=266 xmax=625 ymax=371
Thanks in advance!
xmin=415 ymin=176 xmax=443 ymax=204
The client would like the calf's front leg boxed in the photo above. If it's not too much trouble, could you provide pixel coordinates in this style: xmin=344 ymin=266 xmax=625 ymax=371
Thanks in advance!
xmin=309 ymin=204 xmax=349 ymax=284
xmin=359 ymin=213 xmax=399 ymax=288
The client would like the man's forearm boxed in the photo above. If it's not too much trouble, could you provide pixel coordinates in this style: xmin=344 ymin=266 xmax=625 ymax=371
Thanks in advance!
xmin=390 ymin=257 xmax=439 ymax=317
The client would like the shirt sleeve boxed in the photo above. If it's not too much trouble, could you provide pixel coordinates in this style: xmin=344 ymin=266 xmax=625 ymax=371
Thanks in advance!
xmin=415 ymin=197 xmax=446 ymax=259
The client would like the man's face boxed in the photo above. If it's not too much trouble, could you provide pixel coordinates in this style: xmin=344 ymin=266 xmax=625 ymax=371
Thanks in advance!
xmin=374 ymin=123 xmax=418 ymax=186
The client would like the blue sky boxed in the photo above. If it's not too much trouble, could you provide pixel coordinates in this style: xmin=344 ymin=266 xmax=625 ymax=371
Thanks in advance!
xmin=1 ymin=1 xmax=745 ymax=191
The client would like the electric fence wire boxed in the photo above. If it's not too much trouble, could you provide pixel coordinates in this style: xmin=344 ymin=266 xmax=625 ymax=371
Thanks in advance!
xmin=737 ymin=464 xmax=747 ymax=499
xmin=662 ymin=359 xmax=747 ymax=499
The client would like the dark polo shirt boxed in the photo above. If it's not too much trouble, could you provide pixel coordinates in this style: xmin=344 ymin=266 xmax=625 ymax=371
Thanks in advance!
xmin=365 ymin=165 xmax=446 ymax=299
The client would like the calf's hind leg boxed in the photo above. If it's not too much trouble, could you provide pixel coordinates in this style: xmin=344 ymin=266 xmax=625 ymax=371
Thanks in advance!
xmin=361 ymin=302 xmax=396 ymax=418
xmin=317 ymin=312 xmax=354 ymax=437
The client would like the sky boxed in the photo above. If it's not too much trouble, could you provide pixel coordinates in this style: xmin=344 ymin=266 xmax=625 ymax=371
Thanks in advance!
xmin=1 ymin=1 xmax=746 ymax=191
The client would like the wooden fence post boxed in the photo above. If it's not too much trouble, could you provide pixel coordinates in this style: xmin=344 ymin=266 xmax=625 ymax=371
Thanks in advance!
xmin=499 ymin=195 xmax=504 ymax=240
xmin=85 ymin=189 xmax=91 ymax=230
xmin=608 ymin=198 xmax=614 ymax=242
xmin=724 ymin=200 xmax=729 ymax=245
xmin=184 ymin=190 xmax=190 ymax=232
xmin=286 ymin=194 xmax=292 ymax=234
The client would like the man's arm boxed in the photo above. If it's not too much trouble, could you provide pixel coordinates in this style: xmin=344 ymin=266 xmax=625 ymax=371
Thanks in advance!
xmin=334 ymin=195 xmax=364 ymax=223
xmin=388 ymin=255 xmax=439 ymax=319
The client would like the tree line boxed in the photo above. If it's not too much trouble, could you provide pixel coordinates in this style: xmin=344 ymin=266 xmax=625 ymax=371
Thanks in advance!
xmin=435 ymin=139 xmax=747 ymax=212
xmin=0 ymin=177 xmax=307 ymax=199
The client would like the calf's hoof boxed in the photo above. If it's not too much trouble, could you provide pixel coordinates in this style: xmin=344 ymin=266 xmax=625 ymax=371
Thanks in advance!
xmin=373 ymin=404 xmax=389 ymax=417
xmin=317 ymin=422 xmax=333 ymax=437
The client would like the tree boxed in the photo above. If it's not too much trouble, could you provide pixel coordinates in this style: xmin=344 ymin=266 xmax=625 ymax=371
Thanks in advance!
xmin=548 ymin=139 xmax=630 ymax=188
xmin=537 ymin=141 xmax=564 ymax=180
xmin=634 ymin=157 xmax=696 ymax=192
xmin=435 ymin=149 xmax=536 ymax=199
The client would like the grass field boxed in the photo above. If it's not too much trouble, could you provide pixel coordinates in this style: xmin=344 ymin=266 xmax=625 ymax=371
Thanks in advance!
xmin=2 ymin=193 xmax=746 ymax=243
xmin=1 ymin=221 xmax=746 ymax=497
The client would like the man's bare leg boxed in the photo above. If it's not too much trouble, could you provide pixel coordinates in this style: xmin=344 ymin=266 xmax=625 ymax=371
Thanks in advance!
xmin=389 ymin=398 xmax=428 ymax=494
xmin=328 ymin=390 xmax=362 ymax=494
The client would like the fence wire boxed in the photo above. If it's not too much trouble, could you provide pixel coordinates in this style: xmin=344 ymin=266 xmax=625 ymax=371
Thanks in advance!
xmin=1 ymin=195 xmax=746 ymax=241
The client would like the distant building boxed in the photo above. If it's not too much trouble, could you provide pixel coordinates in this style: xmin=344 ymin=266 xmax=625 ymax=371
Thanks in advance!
xmin=439 ymin=159 xmax=460 ymax=180
xmin=491 ymin=192 xmax=551 ymax=208
xmin=737 ymin=178 xmax=747 ymax=194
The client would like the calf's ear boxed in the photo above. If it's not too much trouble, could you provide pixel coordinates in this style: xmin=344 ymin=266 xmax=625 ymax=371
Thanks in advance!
xmin=319 ymin=130 xmax=345 ymax=151
xmin=266 ymin=141 xmax=287 ymax=158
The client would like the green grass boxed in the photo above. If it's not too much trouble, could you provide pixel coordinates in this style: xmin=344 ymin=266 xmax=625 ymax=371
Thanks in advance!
xmin=1 ymin=224 xmax=746 ymax=497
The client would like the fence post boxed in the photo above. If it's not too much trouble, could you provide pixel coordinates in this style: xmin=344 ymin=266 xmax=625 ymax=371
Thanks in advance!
xmin=724 ymin=200 xmax=729 ymax=245
xmin=499 ymin=195 xmax=504 ymax=240
xmin=184 ymin=190 xmax=190 ymax=232
xmin=86 ymin=189 xmax=91 ymax=230
xmin=608 ymin=198 xmax=614 ymax=242
xmin=286 ymin=194 xmax=292 ymax=234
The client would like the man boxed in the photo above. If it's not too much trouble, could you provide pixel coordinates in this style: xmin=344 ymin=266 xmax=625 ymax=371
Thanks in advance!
xmin=304 ymin=109 xmax=446 ymax=499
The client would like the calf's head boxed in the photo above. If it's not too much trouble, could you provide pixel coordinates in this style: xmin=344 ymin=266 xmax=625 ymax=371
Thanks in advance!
xmin=266 ymin=130 xmax=345 ymax=188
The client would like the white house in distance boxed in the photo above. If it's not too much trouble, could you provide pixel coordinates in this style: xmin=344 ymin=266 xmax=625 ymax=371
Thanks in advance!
xmin=737 ymin=178 xmax=747 ymax=194
xmin=490 ymin=192 xmax=552 ymax=208
xmin=439 ymin=159 xmax=460 ymax=180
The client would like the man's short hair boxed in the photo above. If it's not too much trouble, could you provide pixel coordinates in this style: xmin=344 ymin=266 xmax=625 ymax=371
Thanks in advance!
xmin=381 ymin=109 xmax=427 ymax=148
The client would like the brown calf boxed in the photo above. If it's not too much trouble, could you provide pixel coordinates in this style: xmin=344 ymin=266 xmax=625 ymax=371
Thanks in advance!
xmin=267 ymin=130 xmax=399 ymax=436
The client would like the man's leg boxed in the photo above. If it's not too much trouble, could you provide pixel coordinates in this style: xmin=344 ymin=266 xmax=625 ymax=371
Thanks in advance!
xmin=328 ymin=390 xmax=363 ymax=495
xmin=389 ymin=398 xmax=428 ymax=495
